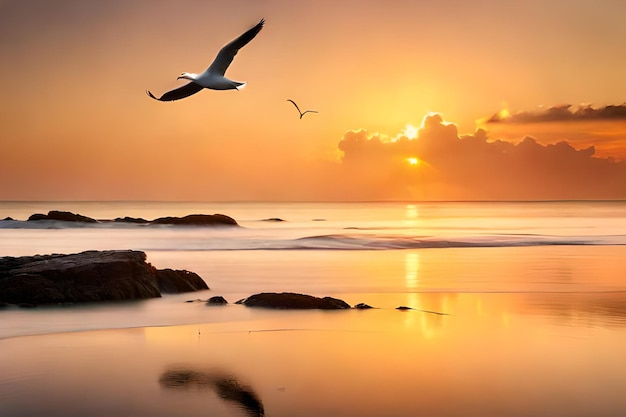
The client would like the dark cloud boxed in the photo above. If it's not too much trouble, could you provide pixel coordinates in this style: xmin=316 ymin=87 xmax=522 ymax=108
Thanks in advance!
xmin=336 ymin=113 xmax=626 ymax=200
xmin=485 ymin=103 xmax=626 ymax=124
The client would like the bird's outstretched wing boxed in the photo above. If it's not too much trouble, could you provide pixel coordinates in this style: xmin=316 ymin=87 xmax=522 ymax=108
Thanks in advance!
xmin=147 ymin=82 xmax=204 ymax=101
xmin=287 ymin=99 xmax=302 ymax=114
xmin=207 ymin=18 xmax=265 ymax=76
xmin=288 ymin=99 xmax=318 ymax=118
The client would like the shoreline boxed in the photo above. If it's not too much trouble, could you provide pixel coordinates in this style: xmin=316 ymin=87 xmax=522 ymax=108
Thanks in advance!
xmin=3 ymin=288 xmax=626 ymax=341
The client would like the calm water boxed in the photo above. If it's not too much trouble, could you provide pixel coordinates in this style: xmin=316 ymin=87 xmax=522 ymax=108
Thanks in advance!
xmin=1 ymin=201 xmax=626 ymax=416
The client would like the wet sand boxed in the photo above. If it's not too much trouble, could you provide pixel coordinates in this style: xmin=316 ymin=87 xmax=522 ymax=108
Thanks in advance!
xmin=2 ymin=291 xmax=626 ymax=417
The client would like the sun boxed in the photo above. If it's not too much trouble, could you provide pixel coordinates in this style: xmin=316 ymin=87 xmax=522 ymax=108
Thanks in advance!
xmin=406 ymin=157 xmax=419 ymax=166
xmin=496 ymin=108 xmax=511 ymax=120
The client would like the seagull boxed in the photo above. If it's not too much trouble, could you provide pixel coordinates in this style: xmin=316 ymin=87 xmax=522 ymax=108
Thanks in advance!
xmin=147 ymin=19 xmax=265 ymax=102
xmin=287 ymin=99 xmax=318 ymax=119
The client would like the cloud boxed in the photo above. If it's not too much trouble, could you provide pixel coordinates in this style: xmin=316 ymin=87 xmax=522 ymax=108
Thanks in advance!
xmin=335 ymin=113 xmax=626 ymax=201
xmin=485 ymin=103 xmax=626 ymax=124
xmin=478 ymin=103 xmax=626 ymax=160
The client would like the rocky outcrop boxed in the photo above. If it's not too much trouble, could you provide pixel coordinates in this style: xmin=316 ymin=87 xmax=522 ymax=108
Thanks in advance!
xmin=155 ymin=268 xmax=208 ymax=293
xmin=113 ymin=216 xmax=150 ymax=224
xmin=150 ymin=214 xmax=238 ymax=226
xmin=0 ymin=250 xmax=208 ymax=305
xmin=237 ymin=292 xmax=350 ymax=310
xmin=22 ymin=210 xmax=238 ymax=227
xmin=28 ymin=210 xmax=98 ymax=223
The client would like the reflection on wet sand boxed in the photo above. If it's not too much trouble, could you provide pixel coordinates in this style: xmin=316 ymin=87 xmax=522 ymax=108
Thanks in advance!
xmin=399 ymin=291 xmax=456 ymax=337
xmin=159 ymin=368 xmax=264 ymax=417
xmin=524 ymin=292 xmax=626 ymax=328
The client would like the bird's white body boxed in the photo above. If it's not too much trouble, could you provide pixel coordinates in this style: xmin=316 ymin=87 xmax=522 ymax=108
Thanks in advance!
xmin=178 ymin=72 xmax=245 ymax=90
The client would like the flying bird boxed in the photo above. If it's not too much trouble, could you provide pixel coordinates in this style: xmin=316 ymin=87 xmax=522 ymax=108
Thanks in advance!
xmin=147 ymin=19 xmax=265 ymax=102
xmin=287 ymin=99 xmax=318 ymax=119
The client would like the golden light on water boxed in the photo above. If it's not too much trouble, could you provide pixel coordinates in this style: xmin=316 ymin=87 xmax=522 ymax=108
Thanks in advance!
xmin=405 ymin=204 xmax=419 ymax=219
xmin=404 ymin=252 xmax=420 ymax=289
xmin=407 ymin=157 xmax=419 ymax=166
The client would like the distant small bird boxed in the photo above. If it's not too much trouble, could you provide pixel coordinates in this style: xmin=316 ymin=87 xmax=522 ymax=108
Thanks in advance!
xmin=147 ymin=19 xmax=265 ymax=101
xmin=287 ymin=99 xmax=318 ymax=119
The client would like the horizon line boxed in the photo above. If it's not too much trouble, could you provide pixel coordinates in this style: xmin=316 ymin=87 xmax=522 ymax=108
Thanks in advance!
xmin=1 ymin=199 xmax=626 ymax=204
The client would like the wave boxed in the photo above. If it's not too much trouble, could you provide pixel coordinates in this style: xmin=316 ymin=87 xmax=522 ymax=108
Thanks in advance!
xmin=138 ymin=233 xmax=625 ymax=252
xmin=3 ymin=219 xmax=625 ymax=251
xmin=280 ymin=233 xmax=622 ymax=250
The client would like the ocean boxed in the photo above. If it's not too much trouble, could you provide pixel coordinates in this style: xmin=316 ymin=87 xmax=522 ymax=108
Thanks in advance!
xmin=1 ymin=201 xmax=626 ymax=416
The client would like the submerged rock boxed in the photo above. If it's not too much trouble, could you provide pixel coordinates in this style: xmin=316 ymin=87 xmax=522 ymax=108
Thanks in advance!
xmin=238 ymin=292 xmax=350 ymax=310
xmin=354 ymin=302 xmax=374 ymax=309
xmin=0 ymin=250 xmax=208 ymax=306
xmin=207 ymin=296 xmax=228 ymax=305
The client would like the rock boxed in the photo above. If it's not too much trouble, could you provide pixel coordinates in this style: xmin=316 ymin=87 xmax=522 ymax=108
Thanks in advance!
xmin=155 ymin=268 xmax=208 ymax=293
xmin=113 ymin=216 xmax=150 ymax=224
xmin=396 ymin=306 xmax=413 ymax=310
xmin=27 ymin=214 xmax=47 ymax=221
xmin=238 ymin=292 xmax=350 ymax=310
xmin=151 ymin=214 xmax=238 ymax=226
xmin=354 ymin=302 xmax=374 ymax=309
xmin=2 ymin=217 xmax=14 ymax=221
xmin=27 ymin=210 xmax=98 ymax=223
xmin=0 ymin=250 xmax=208 ymax=305
xmin=262 ymin=217 xmax=285 ymax=222
xmin=17 ymin=211 xmax=239 ymax=227
xmin=207 ymin=296 xmax=228 ymax=305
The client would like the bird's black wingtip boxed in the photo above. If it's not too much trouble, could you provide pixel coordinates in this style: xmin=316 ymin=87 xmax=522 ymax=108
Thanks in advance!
xmin=146 ymin=90 xmax=160 ymax=101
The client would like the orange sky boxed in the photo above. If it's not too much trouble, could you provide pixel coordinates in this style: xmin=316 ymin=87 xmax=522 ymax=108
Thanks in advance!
xmin=1 ymin=0 xmax=626 ymax=201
